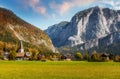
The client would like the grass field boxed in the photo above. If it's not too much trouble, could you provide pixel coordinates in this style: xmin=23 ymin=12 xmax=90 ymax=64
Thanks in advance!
xmin=0 ymin=61 xmax=120 ymax=79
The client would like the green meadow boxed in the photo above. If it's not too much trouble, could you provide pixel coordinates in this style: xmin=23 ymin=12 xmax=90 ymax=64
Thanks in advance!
xmin=0 ymin=61 xmax=120 ymax=79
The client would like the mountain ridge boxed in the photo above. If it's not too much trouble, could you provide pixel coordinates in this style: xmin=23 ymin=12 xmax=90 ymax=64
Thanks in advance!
xmin=0 ymin=7 xmax=57 ymax=53
xmin=45 ymin=6 xmax=120 ymax=54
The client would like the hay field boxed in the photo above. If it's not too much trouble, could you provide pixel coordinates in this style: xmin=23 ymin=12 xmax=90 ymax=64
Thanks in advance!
xmin=0 ymin=61 xmax=120 ymax=79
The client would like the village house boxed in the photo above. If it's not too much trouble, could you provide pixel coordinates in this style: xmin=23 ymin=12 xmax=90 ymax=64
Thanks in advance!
xmin=100 ymin=53 xmax=110 ymax=61
xmin=3 ymin=51 xmax=9 ymax=60
xmin=24 ymin=52 xmax=31 ymax=60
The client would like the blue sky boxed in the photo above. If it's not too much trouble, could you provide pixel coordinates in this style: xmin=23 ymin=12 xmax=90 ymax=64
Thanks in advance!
xmin=0 ymin=0 xmax=120 ymax=30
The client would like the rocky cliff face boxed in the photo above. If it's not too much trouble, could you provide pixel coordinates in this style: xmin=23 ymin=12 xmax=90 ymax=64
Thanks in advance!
xmin=0 ymin=7 xmax=57 ymax=53
xmin=69 ymin=6 xmax=120 ymax=46
xmin=45 ymin=6 xmax=120 ymax=54
xmin=45 ymin=21 xmax=71 ymax=47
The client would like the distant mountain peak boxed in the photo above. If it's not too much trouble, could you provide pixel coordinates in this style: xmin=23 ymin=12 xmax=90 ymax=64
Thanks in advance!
xmin=45 ymin=6 xmax=120 ymax=54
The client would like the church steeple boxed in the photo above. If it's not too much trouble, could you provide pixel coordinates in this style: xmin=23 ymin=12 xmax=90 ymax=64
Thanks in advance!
xmin=20 ymin=40 xmax=23 ymax=49
xmin=16 ymin=40 xmax=25 ymax=60
xmin=18 ymin=40 xmax=24 ymax=53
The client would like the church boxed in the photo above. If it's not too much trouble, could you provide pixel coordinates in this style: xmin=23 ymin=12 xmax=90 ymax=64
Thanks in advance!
xmin=16 ymin=40 xmax=25 ymax=60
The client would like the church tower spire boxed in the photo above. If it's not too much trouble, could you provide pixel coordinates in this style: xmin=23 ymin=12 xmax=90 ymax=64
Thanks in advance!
xmin=18 ymin=40 xmax=24 ymax=53
xmin=16 ymin=40 xmax=25 ymax=60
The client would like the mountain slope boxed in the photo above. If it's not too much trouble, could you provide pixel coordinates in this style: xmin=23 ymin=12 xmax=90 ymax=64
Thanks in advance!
xmin=0 ymin=7 xmax=57 ymax=53
xmin=45 ymin=21 xmax=70 ymax=47
xmin=46 ymin=6 xmax=120 ymax=47
xmin=45 ymin=6 xmax=120 ymax=54
xmin=58 ymin=31 xmax=120 ymax=55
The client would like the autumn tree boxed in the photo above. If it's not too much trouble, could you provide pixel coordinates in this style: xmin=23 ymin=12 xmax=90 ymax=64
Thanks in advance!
xmin=75 ymin=52 xmax=83 ymax=60
xmin=30 ymin=49 xmax=38 ymax=60
xmin=0 ymin=50 xmax=4 ymax=59
xmin=91 ymin=53 xmax=100 ymax=62
xmin=8 ymin=50 xmax=16 ymax=60
xmin=114 ymin=55 xmax=120 ymax=62
xmin=83 ymin=51 xmax=89 ymax=61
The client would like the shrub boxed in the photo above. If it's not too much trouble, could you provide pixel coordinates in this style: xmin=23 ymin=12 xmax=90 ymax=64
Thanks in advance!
xmin=75 ymin=52 xmax=83 ymax=60
xmin=8 ymin=50 xmax=16 ymax=60
xmin=30 ymin=49 xmax=39 ymax=60
xmin=90 ymin=53 xmax=100 ymax=62
xmin=83 ymin=51 xmax=89 ymax=61
xmin=114 ymin=55 xmax=120 ymax=62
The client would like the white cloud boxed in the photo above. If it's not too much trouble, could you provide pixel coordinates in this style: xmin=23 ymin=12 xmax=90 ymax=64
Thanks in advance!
xmin=50 ymin=0 xmax=120 ymax=16
xmin=92 ymin=0 xmax=120 ymax=10
xmin=28 ymin=0 xmax=39 ymax=8
xmin=21 ymin=0 xmax=47 ymax=16
xmin=50 ymin=1 xmax=73 ymax=15
xmin=20 ymin=0 xmax=120 ymax=18
xmin=34 ymin=6 xmax=46 ymax=15
xmin=50 ymin=0 xmax=96 ymax=15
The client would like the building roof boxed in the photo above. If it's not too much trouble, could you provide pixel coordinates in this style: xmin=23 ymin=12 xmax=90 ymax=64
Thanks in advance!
xmin=101 ymin=53 xmax=109 ymax=57
xmin=16 ymin=53 xmax=24 ymax=58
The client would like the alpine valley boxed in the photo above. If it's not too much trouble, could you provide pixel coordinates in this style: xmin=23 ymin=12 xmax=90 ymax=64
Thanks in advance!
xmin=0 ymin=7 xmax=57 ymax=53
xmin=45 ymin=6 xmax=120 ymax=54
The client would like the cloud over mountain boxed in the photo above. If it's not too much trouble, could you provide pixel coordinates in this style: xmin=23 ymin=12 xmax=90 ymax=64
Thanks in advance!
xmin=50 ymin=0 xmax=95 ymax=15
xmin=20 ymin=0 xmax=47 ymax=16
xmin=92 ymin=0 xmax=120 ymax=10
xmin=2 ymin=0 xmax=120 ymax=30
xmin=18 ymin=0 xmax=120 ymax=18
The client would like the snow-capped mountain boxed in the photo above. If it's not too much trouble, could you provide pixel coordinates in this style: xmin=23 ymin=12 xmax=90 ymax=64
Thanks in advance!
xmin=45 ymin=6 xmax=120 ymax=53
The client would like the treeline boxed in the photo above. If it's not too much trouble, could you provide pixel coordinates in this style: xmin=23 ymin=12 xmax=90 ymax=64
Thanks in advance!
xmin=0 ymin=47 xmax=60 ymax=61
xmin=74 ymin=51 xmax=120 ymax=62
xmin=0 ymin=41 xmax=59 ymax=61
